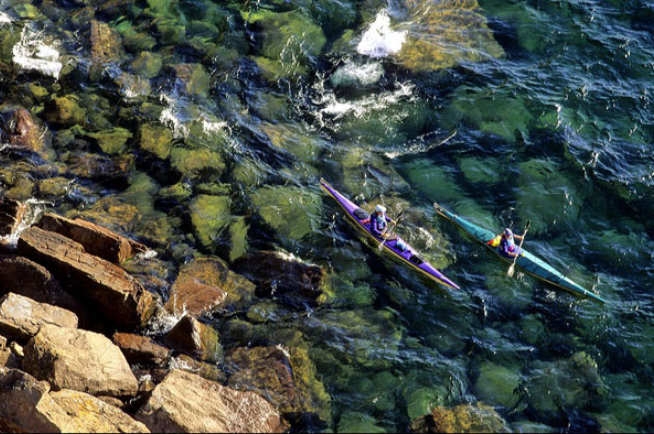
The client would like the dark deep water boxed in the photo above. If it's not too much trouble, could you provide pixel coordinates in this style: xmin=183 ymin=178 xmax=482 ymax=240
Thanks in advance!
xmin=1 ymin=0 xmax=653 ymax=431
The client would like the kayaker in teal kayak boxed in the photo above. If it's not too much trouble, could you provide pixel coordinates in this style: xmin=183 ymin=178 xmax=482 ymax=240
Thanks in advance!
xmin=488 ymin=228 xmax=524 ymax=258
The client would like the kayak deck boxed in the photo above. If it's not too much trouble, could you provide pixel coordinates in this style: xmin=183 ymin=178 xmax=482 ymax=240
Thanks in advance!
xmin=433 ymin=203 xmax=606 ymax=304
xmin=320 ymin=179 xmax=460 ymax=290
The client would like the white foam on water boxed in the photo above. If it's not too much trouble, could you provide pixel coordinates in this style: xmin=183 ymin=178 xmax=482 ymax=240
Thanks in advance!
xmin=357 ymin=11 xmax=407 ymax=58
xmin=159 ymin=94 xmax=191 ymax=139
xmin=331 ymin=61 xmax=384 ymax=87
xmin=12 ymin=26 xmax=63 ymax=79
xmin=0 ymin=12 xmax=12 ymax=25
xmin=321 ymin=82 xmax=415 ymax=119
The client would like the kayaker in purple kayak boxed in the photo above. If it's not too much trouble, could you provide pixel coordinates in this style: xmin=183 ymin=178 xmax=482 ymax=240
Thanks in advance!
xmin=370 ymin=205 xmax=396 ymax=239
xmin=488 ymin=228 xmax=524 ymax=258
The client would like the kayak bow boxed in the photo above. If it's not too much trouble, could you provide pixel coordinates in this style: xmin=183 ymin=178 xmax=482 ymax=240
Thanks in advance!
xmin=433 ymin=203 xmax=606 ymax=304
xmin=320 ymin=179 xmax=460 ymax=290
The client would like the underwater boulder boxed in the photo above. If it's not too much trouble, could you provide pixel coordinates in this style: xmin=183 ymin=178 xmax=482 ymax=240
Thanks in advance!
xmin=410 ymin=402 xmax=510 ymax=433
xmin=165 ymin=256 xmax=256 ymax=316
xmin=260 ymin=122 xmax=326 ymax=163
xmin=337 ymin=148 xmax=411 ymax=197
xmin=138 ymin=123 xmax=174 ymax=160
xmin=116 ymin=73 xmax=152 ymax=99
xmin=189 ymin=194 xmax=232 ymax=249
xmin=474 ymin=361 xmax=522 ymax=409
xmin=86 ymin=128 xmax=133 ymax=156
xmin=251 ymin=185 xmax=322 ymax=241
xmin=130 ymin=51 xmax=163 ymax=79
xmin=338 ymin=412 xmax=386 ymax=433
xmin=170 ymin=147 xmax=226 ymax=178
xmin=226 ymin=346 xmax=332 ymax=424
xmin=89 ymin=20 xmax=122 ymax=65
xmin=44 ymin=96 xmax=87 ymax=128
xmin=169 ymin=63 xmax=211 ymax=98
xmin=397 ymin=0 xmax=504 ymax=72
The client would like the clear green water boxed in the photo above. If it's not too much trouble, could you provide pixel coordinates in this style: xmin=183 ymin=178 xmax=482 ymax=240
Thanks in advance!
xmin=1 ymin=0 xmax=653 ymax=431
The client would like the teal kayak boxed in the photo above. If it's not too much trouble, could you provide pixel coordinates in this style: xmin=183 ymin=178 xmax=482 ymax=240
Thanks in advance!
xmin=434 ymin=203 xmax=606 ymax=304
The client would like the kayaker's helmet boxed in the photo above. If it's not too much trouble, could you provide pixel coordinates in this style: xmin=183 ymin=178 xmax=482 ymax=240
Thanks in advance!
xmin=503 ymin=228 xmax=513 ymax=238
xmin=375 ymin=205 xmax=387 ymax=214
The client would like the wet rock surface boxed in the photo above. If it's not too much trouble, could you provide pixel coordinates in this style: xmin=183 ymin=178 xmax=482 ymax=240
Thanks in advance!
xmin=410 ymin=403 xmax=510 ymax=433
xmin=165 ymin=315 xmax=222 ymax=364
xmin=113 ymin=333 xmax=171 ymax=368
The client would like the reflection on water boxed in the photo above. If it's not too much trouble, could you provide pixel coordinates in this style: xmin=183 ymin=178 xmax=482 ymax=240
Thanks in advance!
xmin=1 ymin=0 xmax=653 ymax=431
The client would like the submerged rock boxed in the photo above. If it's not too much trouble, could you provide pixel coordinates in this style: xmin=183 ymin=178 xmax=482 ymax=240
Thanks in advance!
xmin=251 ymin=185 xmax=322 ymax=241
xmin=410 ymin=402 xmax=510 ymax=433
xmin=397 ymin=0 xmax=504 ymax=71
xmin=338 ymin=411 xmax=386 ymax=433
xmin=189 ymin=195 xmax=232 ymax=249
xmin=0 ymin=107 xmax=48 ymax=153
xmin=131 ymin=51 xmax=163 ymax=79
xmin=89 ymin=20 xmax=122 ymax=65
xmin=169 ymin=63 xmax=211 ymax=98
xmin=233 ymin=251 xmax=327 ymax=301
xmin=23 ymin=325 xmax=139 ymax=398
xmin=139 ymin=123 xmax=174 ymax=160
xmin=0 ymin=293 xmax=78 ymax=343
xmin=475 ymin=361 xmax=522 ymax=409
xmin=44 ymin=96 xmax=87 ymax=128
xmin=171 ymin=147 xmax=226 ymax=178
xmin=165 ymin=257 xmax=256 ymax=316
xmin=86 ymin=127 xmax=133 ymax=155
xmin=136 ymin=369 xmax=285 ymax=433
xmin=226 ymin=346 xmax=331 ymax=423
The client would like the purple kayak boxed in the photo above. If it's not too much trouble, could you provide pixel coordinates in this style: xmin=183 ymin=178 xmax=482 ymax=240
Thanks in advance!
xmin=320 ymin=179 xmax=460 ymax=290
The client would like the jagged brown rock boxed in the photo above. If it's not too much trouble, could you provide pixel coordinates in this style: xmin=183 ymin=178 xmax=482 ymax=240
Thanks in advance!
xmin=136 ymin=369 xmax=285 ymax=433
xmin=0 ymin=197 xmax=27 ymax=238
xmin=0 ymin=108 xmax=48 ymax=152
xmin=37 ymin=213 xmax=146 ymax=265
xmin=0 ymin=293 xmax=78 ymax=342
xmin=165 ymin=257 xmax=256 ymax=317
xmin=0 ymin=368 xmax=149 ymax=433
xmin=17 ymin=227 xmax=156 ymax=329
xmin=23 ymin=325 xmax=139 ymax=398
xmin=165 ymin=316 xmax=223 ymax=364
xmin=113 ymin=333 xmax=171 ymax=368
xmin=172 ymin=354 xmax=226 ymax=384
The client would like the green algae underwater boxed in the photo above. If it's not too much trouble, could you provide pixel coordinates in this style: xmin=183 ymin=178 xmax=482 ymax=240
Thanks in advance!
xmin=0 ymin=0 xmax=653 ymax=431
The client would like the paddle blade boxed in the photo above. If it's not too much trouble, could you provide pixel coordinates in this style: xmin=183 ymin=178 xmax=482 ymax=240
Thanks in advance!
xmin=378 ymin=240 xmax=385 ymax=251
xmin=507 ymin=263 xmax=516 ymax=277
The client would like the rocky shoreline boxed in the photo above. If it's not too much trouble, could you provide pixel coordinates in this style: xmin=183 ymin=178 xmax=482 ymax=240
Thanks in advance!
xmin=0 ymin=196 xmax=321 ymax=433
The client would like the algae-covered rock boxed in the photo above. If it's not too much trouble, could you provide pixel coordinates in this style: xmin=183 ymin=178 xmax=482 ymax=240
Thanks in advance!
xmin=86 ymin=128 xmax=133 ymax=155
xmin=475 ymin=361 xmax=522 ymax=409
xmin=260 ymin=122 xmax=326 ymax=162
xmin=115 ymin=21 xmax=157 ymax=53
xmin=442 ymin=86 xmax=532 ymax=141
xmin=139 ymin=123 xmax=174 ymax=159
xmin=338 ymin=148 xmax=411 ymax=197
xmin=397 ymin=0 xmax=504 ymax=72
xmin=116 ymin=73 xmax=152 ymax=99
xmin=170 ymin=63 xmax=211 ymax=97
xmin=226 ymin=346 xmax=331 ymax=423
xmin=189 ymin=195 xmax=232 ymax=248
xmin=526 ymin=352 xmax=607 ymax=415
xmin=130 ymin=52 xmax=163 ymax=79
xmin=458 ymin=156 xmax=503 ymax=184
xmin=244 ymin=9 xmax=326 ymax=80
xmin=410 ymin=402 xmax=509 ymax=433
xmin=44 ymin=96 xmax=87 ymax=128
xmin=515 ymin=159 xmax=582 ymax=235
xmin=338 ymin=412 xmax=386 ymax=433
xmin=170 ymin=147 xmax=226 ymax=178
xmin=251 ymin=185 xmax=322 ymax=241
xmin=89 ymin=20 xmax=122 ymax=65
xmin=38 ymin=177 xmax=72 ymax=198
xmin=75 ymin=196 xmax=141 ymax=234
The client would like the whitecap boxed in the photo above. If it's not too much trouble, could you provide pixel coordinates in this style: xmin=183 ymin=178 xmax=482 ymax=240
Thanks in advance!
xmin=321 ymin=82 xmax=415 ymax=119
xmin=12 ymin=26 xmax=63 ymax=79
xmin=0 ymin=12 xmax=12 ymax=25
xmin=357 ymin=11 xmax=407 ymax=58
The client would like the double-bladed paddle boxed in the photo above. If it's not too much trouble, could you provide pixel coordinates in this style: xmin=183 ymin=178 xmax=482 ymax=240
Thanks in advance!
xmin=508 ymin=220 xmax=531 ymax=277
xmin=378 ymin=210 xmax=404 ymax=252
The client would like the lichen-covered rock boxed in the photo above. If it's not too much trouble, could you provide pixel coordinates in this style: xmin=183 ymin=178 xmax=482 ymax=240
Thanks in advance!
xmin=397 ymin=0 xmax=504 ymax=71
xmin=0 ymin=293 xmax=78 ymax=342
xmin=139 ymin=123 xmax=174 ymax=159
xmin=226 ymin=346 xmax=331 ymax=423
xmin=165 ymin=315 xmax=223 ymax=363
xmin=251 ymin=185 xmax=322 ymax=241
xmin=23 ymin=325 xmax=139 ymax=398
xmin=136 ymin=369 xmax=285 ymax=433
xmin=410 ymin=402 xmax=510 ymax=433
xmin=165 ymin=257 xmax=256 ymax=316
